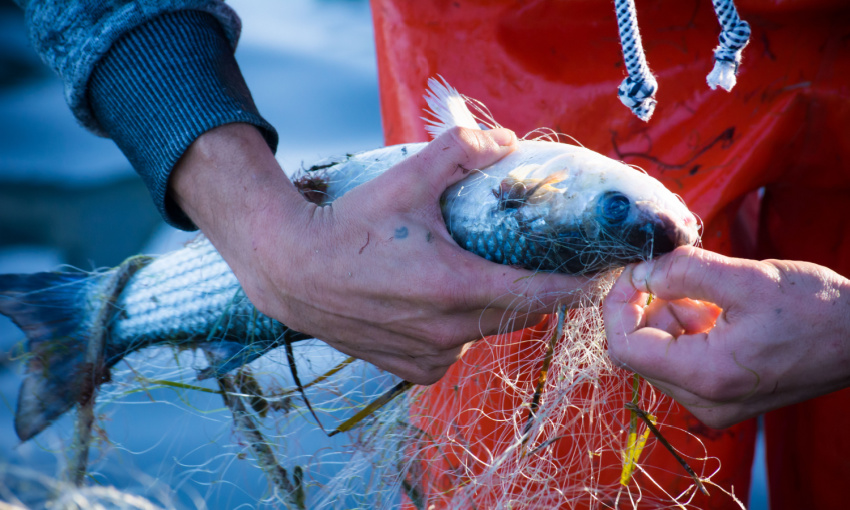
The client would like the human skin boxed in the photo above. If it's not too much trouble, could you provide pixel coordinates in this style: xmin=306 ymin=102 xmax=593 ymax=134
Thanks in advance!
xmin=169 ymin=123 xmax=589 ymax=385
xmin=604 ymin=245 xmax=850 ymax=429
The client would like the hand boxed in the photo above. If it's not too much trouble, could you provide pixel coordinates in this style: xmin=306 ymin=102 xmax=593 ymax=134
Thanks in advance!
xmin=171 ymin=124 xmax=589 ymax=384
xmin=604 ymin=245 xmax=850 ymax=428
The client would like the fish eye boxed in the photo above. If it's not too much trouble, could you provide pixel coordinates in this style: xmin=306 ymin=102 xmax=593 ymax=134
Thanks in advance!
xmin=599 ymin=192 xmax=631 ymax=224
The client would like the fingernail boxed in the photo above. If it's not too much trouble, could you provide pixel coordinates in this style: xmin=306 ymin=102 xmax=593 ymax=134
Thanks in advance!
xmin=490 ymin=129 xmax=517 ymax=147
xmin=630 ymin=261 xmax=653 ymax=292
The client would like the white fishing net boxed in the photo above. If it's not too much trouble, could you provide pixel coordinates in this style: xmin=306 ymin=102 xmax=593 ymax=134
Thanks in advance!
xmin=375 ymin=275 xmax=734 ymax=510
xmin=1 ymin=266 xmax=749 ymax=510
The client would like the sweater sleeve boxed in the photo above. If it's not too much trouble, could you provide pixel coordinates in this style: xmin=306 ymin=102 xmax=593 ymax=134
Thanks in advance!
xmin=17 ymin=1 xmax=278 ymax=230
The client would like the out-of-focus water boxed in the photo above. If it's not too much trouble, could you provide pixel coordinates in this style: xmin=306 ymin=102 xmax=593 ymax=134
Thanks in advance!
xmin=0 ymin=1 xmax=384 ymax=508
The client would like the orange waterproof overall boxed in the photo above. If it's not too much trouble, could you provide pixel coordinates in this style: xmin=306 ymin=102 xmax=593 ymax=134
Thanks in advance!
xmin=371 ymin=0 xmax=850 ymax=507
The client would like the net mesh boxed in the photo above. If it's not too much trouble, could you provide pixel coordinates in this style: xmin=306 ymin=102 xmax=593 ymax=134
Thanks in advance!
xmin=0 ymin=269 xmax=744 ymax=509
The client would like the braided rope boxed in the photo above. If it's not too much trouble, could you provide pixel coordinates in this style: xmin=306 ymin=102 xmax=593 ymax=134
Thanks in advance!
xmin=707 ymin=0 xmax=751 ymax=91
xmin=614 ymin=0 xmax=657 ymax=122
xmin=611 ymin=0 xmax=750 ymax=120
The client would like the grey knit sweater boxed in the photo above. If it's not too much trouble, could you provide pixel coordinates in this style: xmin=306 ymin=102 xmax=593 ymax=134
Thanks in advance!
xmin=15 ymin=0 xmax=278 ymax=229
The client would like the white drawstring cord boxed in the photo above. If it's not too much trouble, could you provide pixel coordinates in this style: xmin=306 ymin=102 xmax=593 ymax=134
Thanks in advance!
xmin=707 ymin=0 xmax=752 ymax=91
xmin=612 ymin=0 xmax=750 ymax=121
xmin=614 ymin=0 xmax=658 ymax=122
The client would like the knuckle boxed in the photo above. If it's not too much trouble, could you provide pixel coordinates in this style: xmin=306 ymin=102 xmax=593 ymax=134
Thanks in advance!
xmin=658 ymin=246 xmax=706 ymax=284
xmin=752 ymin=260 xmax=785 ymax=293
xmin=243 ymin=289 xmax=275 ymax=320
xmin=382 ymin=165 xmax=419 ymax=201
xmin=430 ymin=271 xmax=478 ymax=311
xmin=409 ymin=369 xmax=444 ymax=386
xmin=606 ymin=341 xmax=628 ymax=369
xmin=664 ymin=249 xmax=697 ymax=288
xmin=690 ymin=373 xmax=741 ymax=404
xmin=442 ymin=126 xmax=486 ymax=165
xmin=405 ymin=357 xmax=452 ymax=385
xmin=429 ymin=330 xmax=464 ymax=351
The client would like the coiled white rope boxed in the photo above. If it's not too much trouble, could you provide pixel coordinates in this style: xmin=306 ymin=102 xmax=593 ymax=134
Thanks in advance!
xmin=612 ymin=0 xmax=750 ymax=121
xmin=707 ymin=0 xmax=751 ymax=91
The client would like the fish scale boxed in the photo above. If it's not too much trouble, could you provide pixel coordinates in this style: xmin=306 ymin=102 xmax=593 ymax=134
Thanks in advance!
xmin=108 ymin=239 xmax=285 ymax=366
xmin=462 ymin=224 xmax=534 ymax=267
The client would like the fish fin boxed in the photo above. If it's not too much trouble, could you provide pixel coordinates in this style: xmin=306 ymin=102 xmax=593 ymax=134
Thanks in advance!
xmin=423 ymin=76 xmax=481 ymax=139
xmin=1 ymin=256 xmax=150 ymax=441
xmin=0 ymin=272 xmax=99 ymax=441
xmin=197 ymin=340 xmax=272 ymax=380
xmin=495 ymin=170 xmax=570 ymax=209
xmin=536 ymin=169 xmax=569 ymax=189
xmin=197 ymin=328 xmax=312 ymax=380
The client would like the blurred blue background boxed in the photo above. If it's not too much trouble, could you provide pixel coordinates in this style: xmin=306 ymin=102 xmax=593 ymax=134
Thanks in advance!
xmin=0 ymin=1 xmax=385 ymax=508
xmin=0 ymin=0 xmax=768 ymax=507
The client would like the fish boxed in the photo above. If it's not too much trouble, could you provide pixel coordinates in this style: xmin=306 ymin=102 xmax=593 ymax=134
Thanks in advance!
xmin=0 ymin=78 xmax=699 ymax=442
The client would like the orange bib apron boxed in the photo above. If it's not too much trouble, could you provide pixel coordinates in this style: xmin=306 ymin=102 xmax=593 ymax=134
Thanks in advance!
xmin=371 ymin=1 xmax=850 ymax=507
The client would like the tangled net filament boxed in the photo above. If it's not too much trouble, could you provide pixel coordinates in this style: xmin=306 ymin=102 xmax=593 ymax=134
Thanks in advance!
xmin=386 ymin=273 xmax=724 ymax=509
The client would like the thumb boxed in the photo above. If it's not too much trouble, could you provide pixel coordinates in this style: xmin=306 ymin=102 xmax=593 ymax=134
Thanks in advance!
xmin=396 ymin=126 xmax=517 ymax=200
xmin=628 ymin=245 xmax=751 ymax=309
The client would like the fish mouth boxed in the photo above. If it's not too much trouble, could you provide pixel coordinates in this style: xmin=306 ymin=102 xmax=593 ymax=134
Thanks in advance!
xmin=644 ymin=210 xmax=699 ymax=256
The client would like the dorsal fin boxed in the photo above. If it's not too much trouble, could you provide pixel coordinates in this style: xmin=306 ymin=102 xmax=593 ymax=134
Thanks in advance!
xmin=423 ymin=76 xmax=481 ymax=139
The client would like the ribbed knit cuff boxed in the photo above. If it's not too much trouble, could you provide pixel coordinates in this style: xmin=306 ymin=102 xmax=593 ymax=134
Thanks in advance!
xmin=88 ymin=10 xmax=278 ymax=230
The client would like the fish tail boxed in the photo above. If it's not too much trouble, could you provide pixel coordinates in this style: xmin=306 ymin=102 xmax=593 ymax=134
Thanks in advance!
xmin=0 ymin=256 xmax=151 ymax=441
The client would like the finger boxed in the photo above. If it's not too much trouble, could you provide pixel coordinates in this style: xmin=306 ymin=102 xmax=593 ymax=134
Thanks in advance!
xmin=356 ymin=345 xmax=464 ymax=386
xmin=605 ymin=267 xmax=726 ymax=392
xmin=644 ymin=299 xmax=687 ymax=337
xmin=471 ymin=263 xmax=593 ymax=314
xmin=395 ymin=126 xmax=518 ymax=200
xmin=401 ymin=308 xmax=545 ymax=353
xmin=628 ymin=246 xmax=757 ymax=309
xmin=603 ymin=265 xmax=650 ymax=340
xmin=474 ymin=307 xmax=547 ymax=337
xmin=323 ymin=332 xmax=447 ymax=384
xmin=666 ymin=298 xmax=721 ymax=334
xmin=607 ymin=322 xmax=715 ymax=390
xmin=643 ymin=298 xmax=721 ymax=336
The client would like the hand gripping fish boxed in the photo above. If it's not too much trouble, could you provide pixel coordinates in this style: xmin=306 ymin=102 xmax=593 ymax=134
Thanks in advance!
xmin=0 ymin=78 xmax=699 ymax=442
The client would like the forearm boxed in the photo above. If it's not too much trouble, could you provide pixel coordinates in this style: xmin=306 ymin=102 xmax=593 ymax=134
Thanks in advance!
xmin=169 ymin=123 xmax=309 ymax=261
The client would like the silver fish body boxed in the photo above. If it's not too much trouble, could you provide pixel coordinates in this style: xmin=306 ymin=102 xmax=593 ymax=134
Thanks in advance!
xmin=105 ymin=240 xmax=291 ymax=374
xmin=0 ymin=82 xmax=699 ymax=441
xmin=305 ymin=138 xmax=697 ymax=273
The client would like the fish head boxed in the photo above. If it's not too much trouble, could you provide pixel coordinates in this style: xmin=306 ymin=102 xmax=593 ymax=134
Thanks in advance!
xmin=588 ymin=188 xmax=700 ymax=258
xmin=487 ymin=145 xmax=699 ymax=274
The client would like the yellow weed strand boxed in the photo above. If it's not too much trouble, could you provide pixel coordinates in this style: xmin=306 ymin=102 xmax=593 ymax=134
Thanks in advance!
xmin=620 ymin=413 xmax=655 ymax=486
xmin=620 ymin=374 xmax=655 ymax=487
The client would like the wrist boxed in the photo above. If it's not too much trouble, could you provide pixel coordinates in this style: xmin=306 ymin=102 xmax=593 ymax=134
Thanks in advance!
xmin=170 ymin=123 xmax=308 ymax=249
